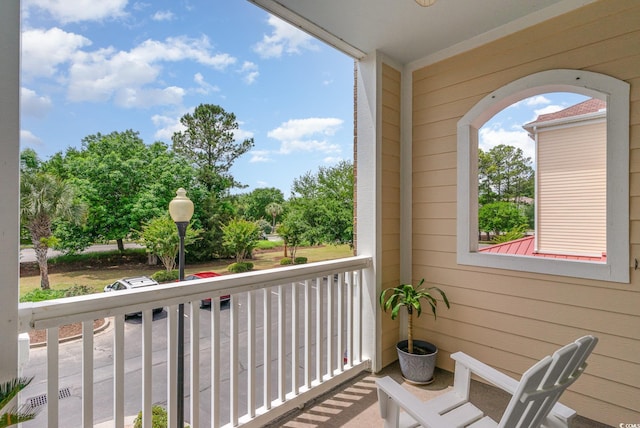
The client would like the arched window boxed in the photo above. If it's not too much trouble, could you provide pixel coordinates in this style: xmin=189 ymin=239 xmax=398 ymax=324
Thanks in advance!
xmin=457 ymin=69 xmax=629 ymax=282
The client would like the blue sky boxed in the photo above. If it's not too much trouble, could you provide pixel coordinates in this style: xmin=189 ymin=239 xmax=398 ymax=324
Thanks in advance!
xmin=20 ymin=0 xmax=354 ymax=195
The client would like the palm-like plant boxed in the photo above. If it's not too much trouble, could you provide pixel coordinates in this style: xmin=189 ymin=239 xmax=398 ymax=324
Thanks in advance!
xmin=0 ymin=377 xmax=38 ymax=427
xmin=380 ymin=279 xmax=450 ymax=354
xmin=20 ymin=172 xmax=85 ymax=289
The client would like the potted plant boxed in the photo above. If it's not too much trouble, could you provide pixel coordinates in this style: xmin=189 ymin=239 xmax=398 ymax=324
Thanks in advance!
xmin=380 ymin=279 xmax=450 ymax=384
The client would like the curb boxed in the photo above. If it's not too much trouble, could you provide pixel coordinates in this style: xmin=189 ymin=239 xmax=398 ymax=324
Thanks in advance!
xmin=29 ymin=318 xmax=111 ymax=348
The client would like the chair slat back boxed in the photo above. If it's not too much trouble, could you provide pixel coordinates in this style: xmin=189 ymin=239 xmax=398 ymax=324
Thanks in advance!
xmin=498 ymin=335 xmax=598 ymax=428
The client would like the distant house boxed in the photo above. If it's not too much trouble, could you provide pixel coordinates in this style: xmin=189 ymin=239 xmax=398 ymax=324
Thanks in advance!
xmin=491 ymin=98 xmax=607 ymax=259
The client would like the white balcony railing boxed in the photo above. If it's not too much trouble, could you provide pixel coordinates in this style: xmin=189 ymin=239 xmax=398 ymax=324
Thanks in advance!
xmin=18 ymin=255 xmax=372 ymax=428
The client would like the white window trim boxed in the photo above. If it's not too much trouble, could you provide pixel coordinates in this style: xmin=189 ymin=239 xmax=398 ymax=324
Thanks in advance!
xmin=457 ymin=69 xmax=630 ymax=283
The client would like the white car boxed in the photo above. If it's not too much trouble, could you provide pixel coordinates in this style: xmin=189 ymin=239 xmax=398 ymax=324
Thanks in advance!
xmin=104 ymin=276 xmax=163 ymax=318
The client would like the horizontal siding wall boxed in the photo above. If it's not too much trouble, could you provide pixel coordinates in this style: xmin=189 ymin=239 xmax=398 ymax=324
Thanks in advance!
xmin=538 ymin=122 xmax=606 ymax=255
xmin=409 ymin=0 xmax=640 ymax=425
xmin=381 ymin=63 xmax=403 ymax=366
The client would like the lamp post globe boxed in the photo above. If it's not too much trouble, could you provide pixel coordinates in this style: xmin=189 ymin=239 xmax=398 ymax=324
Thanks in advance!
xmin=168 ymin=187 xmax=193 ymax=428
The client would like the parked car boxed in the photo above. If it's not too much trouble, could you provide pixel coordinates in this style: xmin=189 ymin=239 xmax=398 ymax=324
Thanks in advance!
xmin=184 ymin=271 xmax=229 ymax=307
xmin=104 ymin=276 xmax=163 ymax=318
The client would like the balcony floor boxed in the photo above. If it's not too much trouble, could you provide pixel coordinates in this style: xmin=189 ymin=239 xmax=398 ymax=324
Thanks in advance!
xmin=269 ymin=362 xmax=610 ymax=428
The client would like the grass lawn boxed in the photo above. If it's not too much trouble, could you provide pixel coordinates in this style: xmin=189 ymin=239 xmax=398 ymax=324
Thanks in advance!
xmin=19 ymin=244 xmax=353 ymax=299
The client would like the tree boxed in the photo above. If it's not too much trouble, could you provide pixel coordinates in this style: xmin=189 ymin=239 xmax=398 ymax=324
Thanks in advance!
xmin=236 ymin=187 xmax=284 ymax=222
xmin=276 ymin=210 xmax=306 ymax=259
xmin=61 ymin=130 xmax=150 ymax=251
xmin=20 ymin=172 xmax=85 ymax=289
xmin=265 ymin=202 xmax=283 ymax=231
xmin=129 ymin=141 xmax=196 ymax=235
xmin=222 ymin=219 xmax=261 ymax=263
xmin=139 ymin=214 xmax=200 ymax=271
xmin=289 ymin=161 xmax=354 ymax=245
xmin=478 ymin=201 xmax=528 ymax=238
xmin=478 ymin=144 xmax=534 ymax=205
xmin=172 ymin=104 xmax=254 ymax=194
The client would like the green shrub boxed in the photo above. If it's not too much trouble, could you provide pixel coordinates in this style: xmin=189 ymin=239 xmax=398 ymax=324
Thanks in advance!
xmin=227 ymin=261 xmax=254 ymax=273
xmin=280 ymin=257 xmax=292 ymax=265
xmin=64 ymin=285 xmax=92 ymax=297
xmin=152 ymin=270 xmax=179 ymax=283
xmin=20 ymin=289 xmax=66 ymax=303
xmin=133 ymin=405 xmax=190 ymax=428
xmin=294 ymin=257 xmax=308 ymax=265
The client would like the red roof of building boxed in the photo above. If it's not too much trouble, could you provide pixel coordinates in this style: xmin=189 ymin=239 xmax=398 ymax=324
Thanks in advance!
xmin=478 ymin=236 xmax=606 ymax=262
xmin=524 ymin=98 xmax=606 ymax=127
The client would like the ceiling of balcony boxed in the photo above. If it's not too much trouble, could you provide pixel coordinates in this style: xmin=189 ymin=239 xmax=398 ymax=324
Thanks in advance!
xmin=248 ymin=0 xmax=596 ymax=64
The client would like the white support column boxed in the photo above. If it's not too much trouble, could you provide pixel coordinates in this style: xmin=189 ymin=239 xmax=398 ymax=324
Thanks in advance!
xmin=0 ymin=0 xmax=20 ymax=384
xmin=356 ymin=52 xmax=383 ymax=372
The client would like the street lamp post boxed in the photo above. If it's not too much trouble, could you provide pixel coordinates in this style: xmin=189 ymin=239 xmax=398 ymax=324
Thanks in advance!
xmin=168 ymin=188 xmax=194 ymax=428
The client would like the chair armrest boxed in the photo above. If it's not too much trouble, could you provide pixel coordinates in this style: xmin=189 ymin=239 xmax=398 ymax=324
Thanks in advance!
xmin=376 ymin=376 xmax=445 ymax=428
xmin=451 ymin=352 xmax=519 ymax=394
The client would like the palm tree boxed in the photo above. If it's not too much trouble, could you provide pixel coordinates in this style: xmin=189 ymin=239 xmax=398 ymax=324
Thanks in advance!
xmin=20 ymin=172 xmax=84 ymax=289
xmin=265 ymin=202 xmax=283 ymax=231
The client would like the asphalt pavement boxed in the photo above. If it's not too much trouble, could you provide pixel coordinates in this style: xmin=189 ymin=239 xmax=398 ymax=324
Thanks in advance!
xmin=20 ymin=243 xmax=144 ymax=263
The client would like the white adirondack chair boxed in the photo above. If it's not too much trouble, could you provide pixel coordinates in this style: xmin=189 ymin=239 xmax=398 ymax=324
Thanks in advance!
xmin=376 ymin=335 xmax=598 ymax=428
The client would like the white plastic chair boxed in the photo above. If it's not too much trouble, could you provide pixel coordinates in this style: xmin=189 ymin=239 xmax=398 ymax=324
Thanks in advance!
xmin=376 ymin=335 xmax=597 ymax=428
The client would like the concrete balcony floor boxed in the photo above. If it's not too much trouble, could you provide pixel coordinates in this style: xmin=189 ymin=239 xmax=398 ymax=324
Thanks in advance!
xmin=270 ymin=362 xmax=610 ymax=428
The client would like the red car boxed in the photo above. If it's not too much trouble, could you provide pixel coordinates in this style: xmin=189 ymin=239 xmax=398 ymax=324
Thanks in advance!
xmin=184 ymin=271 xmax=229 ymax=307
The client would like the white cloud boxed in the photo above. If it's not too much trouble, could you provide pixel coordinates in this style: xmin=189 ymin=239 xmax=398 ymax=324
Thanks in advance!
xmin=269 ymin=118 xmax=342 ymax=141
xmin=115 ymin=86 xmax=185 ymax=108
xmin=479 ymin=124 xmax=535 ymax=162
xmin=238 ymin=62 xmax=259 ymax=85
xmin=524 ymin=95 xmax=551 ymax=106
xmin=21 ymin=87 xmax=53 ymax=118
xmin=193 ymin=73 xmax=219 ymax=95
xmin=20 ymin=129 xmax=44 ymax=148
xmin=323 ymin=156 xmax=343 ymax=164
xmin=152 ymin=113 xmax=186 ymax=140
xmin=66 ymin=36 xmax=236 ymax=106
xmin=254 ymin=15 xmax=318 ymax=59
xmin=268 ymin=118 xmax=343 ymax=155
xmin=23 ymin=0 xmax=128 ymax=24
xmin=152 ymin=10 xmax=174 ymax=21
xmin=533 ymin=105 xmax=564 ymax=117
xmin=21 ymin=28 xmax=92 ymax=79
xmin=249 ymin=150 xmax=272 ymax=163
xmin=233 ymin=128 xmax=255 ymax=142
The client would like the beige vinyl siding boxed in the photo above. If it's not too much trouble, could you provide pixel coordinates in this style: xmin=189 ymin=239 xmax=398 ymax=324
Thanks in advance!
xmin=407 ymin=0 xmax=640 ymax=425
xmin=537 ymin=121 xmax=607 ymax=256
xmin=381 ymin=63 xmax=402 ymax=366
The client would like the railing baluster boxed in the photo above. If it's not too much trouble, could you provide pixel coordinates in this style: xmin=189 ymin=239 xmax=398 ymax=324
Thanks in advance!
xmin=230 ymin=294 xmax=239 ymax=426
xmin=247 ymin=290 xmax=256 ymax=417
xmin=47 ymin=327 xmax=59 ymax=428
xmin=291 ymin=281 xmax=299 ymax=395
xmin=356 ymin=270 xmax=363 ymax=362
xmin=327 ymin=275 xmax=333 ymax=377
xmin=142 ymin=309 xmax=153 ymax=428
xmin=278 ymin=284 xmax=286 ymax=402
xmin=304 ymin=279 xmax=312 ymax=389
xmin=167 ymin=305 xmax=177 ymax=428
xmin=211 ymin=298 xmax=220 ymax=428
xmin=315 ymin=277 xmax=323 ymax=383
xmin=337 ymin=273 xmax=344 ymax=371
xmin=263 ymin=287 xmax=272 ymax=410
xmin=191 ymin=302 xmax=200 ymax=428
xmin=347 ymin=271 xmax=353 ymax=368
xmin=82 ymin=320 xmax=93 ymax=428
xmin=114 ymin=316 xmax=124 ymax=428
